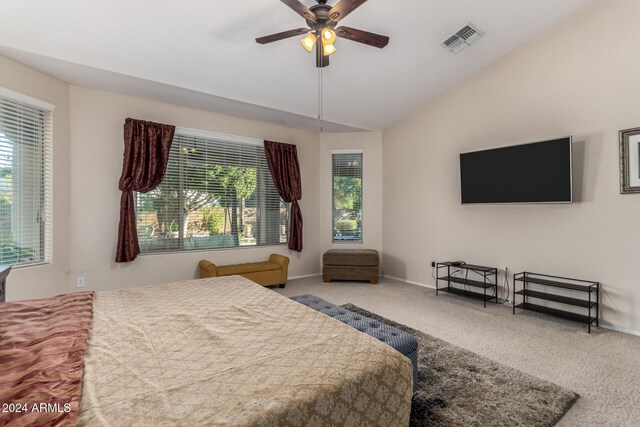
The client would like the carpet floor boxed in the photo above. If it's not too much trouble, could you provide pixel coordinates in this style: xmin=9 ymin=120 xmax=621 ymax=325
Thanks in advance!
xmin=276 ymin=276 xmax=640 ymax=426
xmin=344 ymin=303 xmax=578 ymax=427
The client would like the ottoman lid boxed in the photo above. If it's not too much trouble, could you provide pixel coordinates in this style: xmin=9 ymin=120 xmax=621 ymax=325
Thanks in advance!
xmin=323 ymin=249 xmax=379 ymax=266
xmin=291 ymin=294 xmax=418 ymax=355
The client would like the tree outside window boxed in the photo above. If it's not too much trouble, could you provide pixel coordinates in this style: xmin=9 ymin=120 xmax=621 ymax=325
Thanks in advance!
xmin=332 ymin=152 xmax=363 ymax=243
xmin=136 ymin=133 xmax=286 ymax=253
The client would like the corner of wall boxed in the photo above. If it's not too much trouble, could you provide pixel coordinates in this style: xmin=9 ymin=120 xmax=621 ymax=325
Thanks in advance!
xmin=0 ymin=54 xmax=71 ymax=300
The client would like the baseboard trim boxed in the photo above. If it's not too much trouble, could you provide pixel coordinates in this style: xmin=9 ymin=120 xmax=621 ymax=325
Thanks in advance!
xmin=600 ymin=323 xmax=640 ymax=337
xmin=289 ymin=273 xmax=321 ymax=280
xmin=385 ymin=275 xmax=640 ymax=337
xmin=383 ymin=275 xmax=437 ymax=290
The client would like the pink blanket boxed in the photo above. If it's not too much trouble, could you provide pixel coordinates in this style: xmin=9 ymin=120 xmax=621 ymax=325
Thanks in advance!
xmin=0 ymin=292 xmax=94 ymax=427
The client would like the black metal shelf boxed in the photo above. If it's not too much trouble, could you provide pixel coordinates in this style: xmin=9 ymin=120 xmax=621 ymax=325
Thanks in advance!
xmin=439 ymin=262 xmax=495 ymax=272
xmin=514 ymin=276 xmax=593 ymax=292
xmin=514 ymin=289 xmax=596 ymax=308
xmin=440 ymin=286 xmax=496 ymax=302
xmin=436 ymin=262 xmax=498 ymax=308
xmin=514 ymin=303 xmax=597 ymax=325
xmin=438 ymin=276 xmax=495 ymax=289
xmin=513 ymin=272 xmax=599 ymax=333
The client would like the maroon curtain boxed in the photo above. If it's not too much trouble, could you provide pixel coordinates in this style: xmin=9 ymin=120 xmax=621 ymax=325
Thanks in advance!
xmin=264 ymin=140 xmax=303 ymax=252
xmin=115 ymin=118 xmax=175 ymax=263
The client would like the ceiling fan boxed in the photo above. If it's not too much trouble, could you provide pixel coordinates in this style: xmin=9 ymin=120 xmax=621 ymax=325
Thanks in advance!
xmin=256 ymin=0 xmax=389 ymax=68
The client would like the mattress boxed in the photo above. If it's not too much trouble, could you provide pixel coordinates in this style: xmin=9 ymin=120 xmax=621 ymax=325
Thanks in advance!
xmin=77 ymin=276 xmax=412 ymax=426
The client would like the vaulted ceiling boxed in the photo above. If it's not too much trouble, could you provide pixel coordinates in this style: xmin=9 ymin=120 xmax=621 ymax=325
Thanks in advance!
xmin=0 ymin=0 xmax=596 ymax=131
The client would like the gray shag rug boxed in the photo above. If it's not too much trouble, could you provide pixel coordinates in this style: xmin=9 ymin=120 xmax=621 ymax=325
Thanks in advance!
xmin=342 ymin=304 xmax=579 ymax=427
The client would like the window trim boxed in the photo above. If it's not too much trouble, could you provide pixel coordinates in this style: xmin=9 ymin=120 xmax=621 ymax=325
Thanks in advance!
xmin=331 ymin=149 xmax=364 ymax=155
xmin=137 ymin=242 xmax=287 ymax=257
xmin=0 ymin=87 xmax=55 ymax=112
xmin=175 ymin=127 xmax=262 ymax=147
xmin=0 ymin=87 xmax=55 ymax=267
xmin=331 ymin=149 xmax=363 ymax=244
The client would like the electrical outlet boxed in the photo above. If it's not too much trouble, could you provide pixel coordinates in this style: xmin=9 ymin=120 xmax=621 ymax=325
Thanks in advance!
xmin=76 ymin=276 xmax=85 ymax=288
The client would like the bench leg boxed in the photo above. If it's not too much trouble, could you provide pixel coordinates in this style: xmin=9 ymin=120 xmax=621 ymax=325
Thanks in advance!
xmin=279 ymin=284 xmax=286 ymax=289
xmin=370 ymin=277 xmax=378 ymax=285
xmin=323 ymin=276 xmax=331 ymax=283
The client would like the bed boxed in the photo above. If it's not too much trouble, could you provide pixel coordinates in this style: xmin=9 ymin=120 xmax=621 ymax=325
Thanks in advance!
xmin=1 ymin=276 xmax=413 ymax=426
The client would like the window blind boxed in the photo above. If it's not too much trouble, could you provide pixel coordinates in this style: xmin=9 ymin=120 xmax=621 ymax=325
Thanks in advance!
xmin=0 ymin=95 xmax=52 ymax=267
xmin=332 ymin=151 xmax=363 ymax=243
xmin=136 ymin=131 xmax=287 ymax=253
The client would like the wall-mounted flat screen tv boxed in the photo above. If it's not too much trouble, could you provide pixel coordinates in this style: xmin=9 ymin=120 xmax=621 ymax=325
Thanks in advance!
xmin=460 ymin=137 xmax=572 ymax=204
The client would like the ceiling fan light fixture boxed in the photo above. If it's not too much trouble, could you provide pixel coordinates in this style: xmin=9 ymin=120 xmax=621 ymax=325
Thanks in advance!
xmin=300 ymin=32 xmax=317 ymax=52
xmin=321 ymin=27 xmax=337 ymax=45
xmin=256 ymin=0 xmax=390 ymax=68
xmin=323 ymin=43 xmax=336 ymax=56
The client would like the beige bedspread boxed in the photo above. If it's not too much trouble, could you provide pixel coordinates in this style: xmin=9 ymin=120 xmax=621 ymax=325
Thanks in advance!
xmin=78 ymin=276 xmax=412 ymax=426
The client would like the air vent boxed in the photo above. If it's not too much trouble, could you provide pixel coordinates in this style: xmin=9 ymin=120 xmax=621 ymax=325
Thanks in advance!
xmin=442 ymin=23 xmax=484 ymax=54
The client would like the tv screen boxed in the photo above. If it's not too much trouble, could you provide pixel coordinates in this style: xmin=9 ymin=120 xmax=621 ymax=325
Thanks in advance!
xmin=460 ymin=137 xmax=572 ymax=204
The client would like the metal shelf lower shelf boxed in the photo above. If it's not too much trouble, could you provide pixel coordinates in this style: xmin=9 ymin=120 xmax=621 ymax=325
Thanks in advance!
xmin=439 ymin=286 xmax=497 ymax=302
xmin=514 ymin=303 xmax=597 ymax=325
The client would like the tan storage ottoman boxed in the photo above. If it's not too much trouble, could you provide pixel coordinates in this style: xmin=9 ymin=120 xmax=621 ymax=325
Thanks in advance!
xmin=198 ymin=254 xmax=289 ymax=288
xmin=322 ymin=249 xmax=379 ymax=284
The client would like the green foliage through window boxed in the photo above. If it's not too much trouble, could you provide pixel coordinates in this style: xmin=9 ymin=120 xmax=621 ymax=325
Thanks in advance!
xmin=0 ymin=95 xmax=51 ymax=267
xmin=332 ymin=152 xmax=363 ymax=242
xmin=136 ymin=132 xmax=287 ymax=253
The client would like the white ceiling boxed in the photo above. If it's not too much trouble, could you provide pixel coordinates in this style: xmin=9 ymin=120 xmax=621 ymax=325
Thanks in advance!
xmin=0 ymin=0 xmax=596 ymax=132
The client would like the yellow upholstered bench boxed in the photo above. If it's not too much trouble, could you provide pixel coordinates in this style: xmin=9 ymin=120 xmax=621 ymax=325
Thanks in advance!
xmin=198 ymin=254 xmax=290 ymax=288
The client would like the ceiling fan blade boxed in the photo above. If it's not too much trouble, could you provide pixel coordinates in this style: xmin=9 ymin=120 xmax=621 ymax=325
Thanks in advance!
xmin=280 ymin=0 xmax=316 ymax=22
xmin=335 ymin=26 xmax=389 ymax=48
xmin=316 ymin=41 xmax=329 ymax=68
xmin=328 ymin=0 xmax=368 ymax=23
xmin=256 ymin=28 xmax=310 ymax=44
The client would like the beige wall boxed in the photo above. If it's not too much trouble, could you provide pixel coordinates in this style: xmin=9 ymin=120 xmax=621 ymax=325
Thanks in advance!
xmin=0 ymin=55 xmax=71 ymax=301
xmin=319 ymin=132 xmax=383 ymax=266
xmin=0 ymin=54 xmax=321 ymax=299
xmin=67 ymin=86 xmax=320 ymax=292
xmin=382 ymin=0 xmax=640 ymax=333
xmin=3 ymin=0 xmax=640 ymax=334
xmin=0 ymin=56 xmax=383 ymax=297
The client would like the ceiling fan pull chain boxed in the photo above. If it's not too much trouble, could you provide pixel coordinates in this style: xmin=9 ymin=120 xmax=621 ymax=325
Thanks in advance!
xmin=318 ymin=67 xmax=324 ymax=132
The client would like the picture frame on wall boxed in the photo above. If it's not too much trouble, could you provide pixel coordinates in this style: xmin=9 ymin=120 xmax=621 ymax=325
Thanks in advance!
xmin=619 ymin=127 xmax=640 ymax=194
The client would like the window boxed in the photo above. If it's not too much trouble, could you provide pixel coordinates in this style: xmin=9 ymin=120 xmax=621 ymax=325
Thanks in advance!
xmin=136 ymin=130 xmax=287 ymax=253
xmin=332 ymin=151 xmax=362 ymax=243
xmin=0 ymin=90 xmax=53 ymax=267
